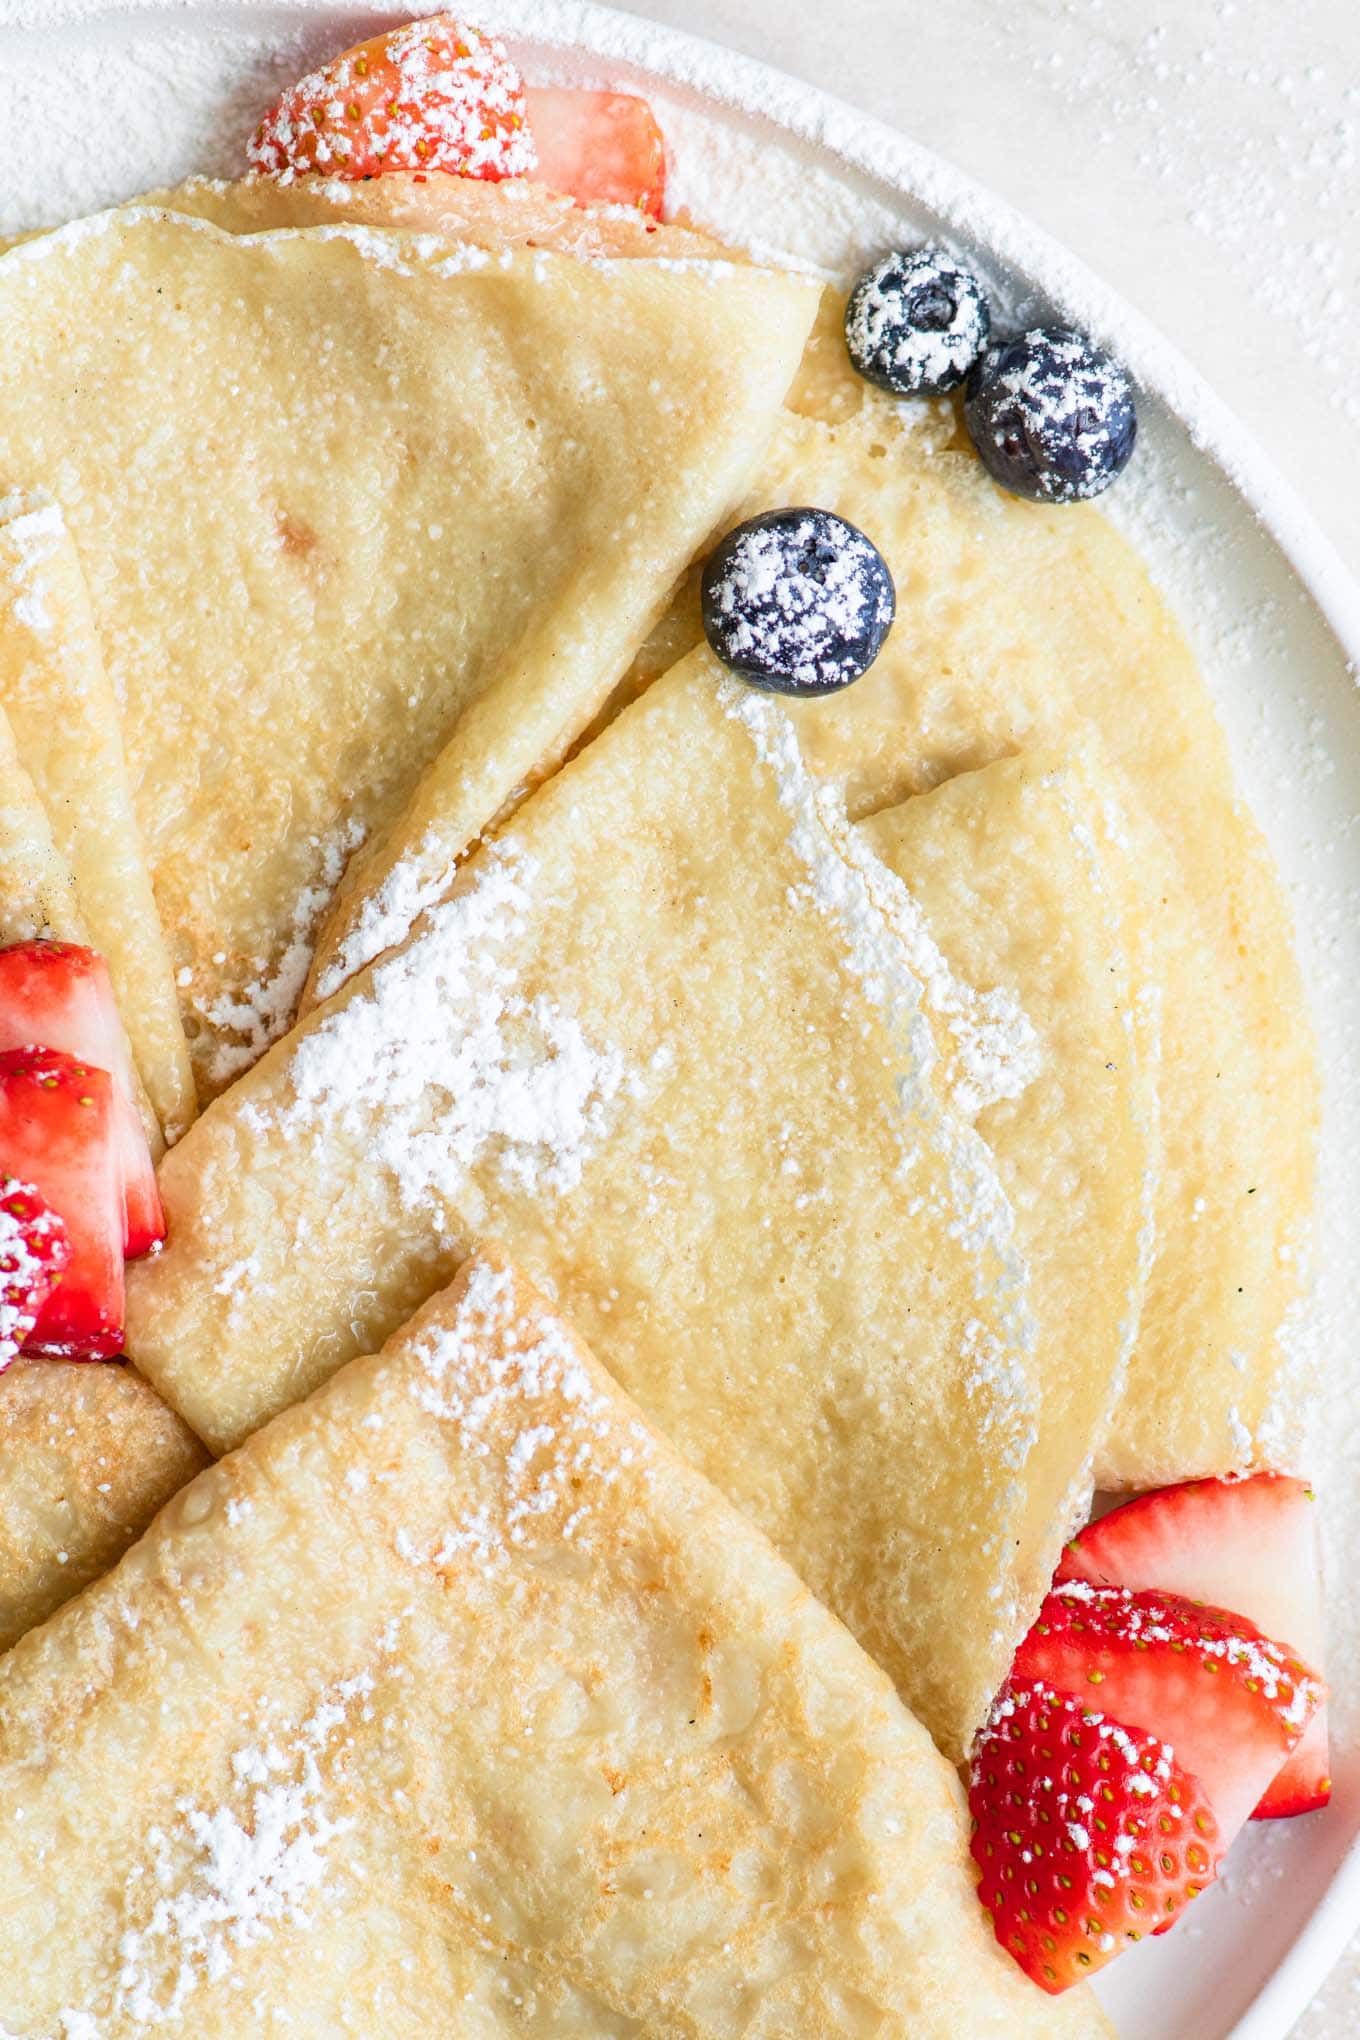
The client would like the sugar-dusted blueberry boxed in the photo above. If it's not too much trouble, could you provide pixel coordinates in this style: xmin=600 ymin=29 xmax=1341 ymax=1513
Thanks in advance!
xmin=701 ymin=508 xmax=895 ymax=698
xmin=844 ymin=244 xmax=992 ymax=397
xmin=963 ymin=327 xmax=1137 ymax=503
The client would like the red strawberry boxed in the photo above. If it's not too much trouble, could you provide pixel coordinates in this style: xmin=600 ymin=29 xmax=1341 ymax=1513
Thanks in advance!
xmin=1059 ymin=1475 xmax=1330 ymax=1818
xmin=0 ymin=1178 xmax=70 ymax=1371
xmin=248 ymin=17 xmax=536 ymax=183
xmin=0 ymin=941 xmax=164 ymax=1256
xmin=1014 ymin=1584 xmax=1323 ymax=1841
xmin=525 ymin=88 xmax=667 ymax=218
xmin=970 ymin=1680 xmax=1223 ymax=1993
xmin=0 ymin=1048 xmax=124 ymax=1358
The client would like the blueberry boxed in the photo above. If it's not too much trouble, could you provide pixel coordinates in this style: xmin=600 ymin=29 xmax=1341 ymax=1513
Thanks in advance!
xmin=701 ymin=508 xmax=895 ymax=697
xmin=963 ymin=327 xmax=1137 ymax=503
xmin=844 ymin=244 xmax=991 ymax=397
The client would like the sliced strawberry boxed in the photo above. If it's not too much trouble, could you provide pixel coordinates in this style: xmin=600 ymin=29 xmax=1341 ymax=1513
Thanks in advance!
xmin=1014 ymin=1583 xmax=1322 ymax=1842
xmin=0 ymin=1178 xmax=70 ymax=1371
xmin=0 ymin=1048 xmax=124 ymax=1358
xmin=248 ymin=17 xmax=536 ymax=183
xmin=0 ymin=941 xmax=164 ymax=1256
xmin=525 ymin=88 xmax=667 ymax=218
xmin=1059 ymin=1475 xmax=1330 ymax=1817
xmin=970 ymin=1680 xmax=1224 ymax=1993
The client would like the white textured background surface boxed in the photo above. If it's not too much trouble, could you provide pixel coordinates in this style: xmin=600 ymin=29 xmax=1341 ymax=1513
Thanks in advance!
xmin=613 ymin=6 xmax=1360 ymax=2023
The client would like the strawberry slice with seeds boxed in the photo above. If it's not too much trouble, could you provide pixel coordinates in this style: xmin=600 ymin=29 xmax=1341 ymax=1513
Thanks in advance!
xmin=0 ymin=1048 xmax=124 ymax=1358
xmin=525 ymin=88 xmax=667 ymax=218
xmin=1014 ymin=1583 xmax=1323 ymax=1841
xmin=0 ymin=1178 xmax=70 ymax=1371
xmin=970 ymin=1680 xmax=1224 ymax=1993
xmin=0 ymin=941 xmax=164 ymax=1256
xmin=1059 ymin=1474 xmax=1330 ymax=1818
xmin=248 ymin=17 xmax=537 ymax=183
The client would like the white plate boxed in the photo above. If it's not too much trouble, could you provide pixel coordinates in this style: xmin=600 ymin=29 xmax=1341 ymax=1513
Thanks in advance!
xmin=3 ymin=3 xmax=1359 ymax=2033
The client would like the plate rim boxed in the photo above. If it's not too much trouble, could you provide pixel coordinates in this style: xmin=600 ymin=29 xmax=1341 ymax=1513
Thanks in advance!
xmin=7 ymin=1 xmax=1360 ymax=2032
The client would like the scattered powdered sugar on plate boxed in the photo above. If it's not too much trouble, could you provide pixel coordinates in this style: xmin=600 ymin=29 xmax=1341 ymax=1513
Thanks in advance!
xmin=250 ymin=841 xmax=635 ymax=1209
xmin=990 ymin=4 xmax=1359 ymax=452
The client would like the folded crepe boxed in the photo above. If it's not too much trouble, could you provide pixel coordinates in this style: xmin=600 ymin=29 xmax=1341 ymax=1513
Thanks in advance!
xmin=0 ymin=1248 xmax=1110 ymax=2037
xmin=128 ymin=652 xmax=1045 ymax=1758
xmin=0 ymin=490 xmax=195 ymax=1143
xmin=0 ymin=200 xmax=817 ymax=1096
xmin=0 ymin=745 xmax=206 ymax=1644
xmin=550 ymin=317 xmax=1317 ymax=1490
xmin=863 ymin=742 xmax=1158 ymax=1599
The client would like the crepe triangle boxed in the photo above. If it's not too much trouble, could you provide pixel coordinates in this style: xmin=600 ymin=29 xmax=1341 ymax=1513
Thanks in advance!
xmin=128 ymin=651 xmax=1042 ymax=1758
xmin=0 ymin=199 xmax=817 ymax=1097
xmin=0 ymin=1248 xmax=1110 ymax=2037
xmin=556 ymin=326 xmax=1316 ymax=1489
xmin=862 ymin=742 xmax=1158 ymax=1590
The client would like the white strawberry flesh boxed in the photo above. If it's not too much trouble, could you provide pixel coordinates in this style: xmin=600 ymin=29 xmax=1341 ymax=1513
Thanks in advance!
xmin=1060 ymin=1475 xmax=1330 ymax=1816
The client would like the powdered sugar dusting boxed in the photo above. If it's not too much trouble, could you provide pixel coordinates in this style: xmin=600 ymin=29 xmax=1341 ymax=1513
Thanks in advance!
xmin=0 ymin=1180 xmax=68 ymax=1370
xmin=250 ymin=842 xmax=634 ymax=1211
xmin=199 ymin=818 xmax=367 ymax=1088
xmin=0 ymin=488 xmax=67 ymax=636
xmin=851 ymin=834 xmax=1043 ymax=1123
xmin=90 ymin=1672 xmax=376 ymax=2030
xmin=720 ymin=679 xmax=1038 ymax=1492
xmin=394 ymin=1257 xmax=640 ymax=1573
xmin=705 ymin=512 xmax=892 ymax=693
xmin=844 ymin=243 xmax=989 ymax=395
xmin=1050 ymin=1581 xmax=1324 ymax=1725
xmin=311 ymin=827 xmax=454 ymax=1004
xmin=247 ymin=18 xmax=537 ymax=183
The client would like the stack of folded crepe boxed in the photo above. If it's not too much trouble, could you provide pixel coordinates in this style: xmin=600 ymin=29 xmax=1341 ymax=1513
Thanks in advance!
xmin=0 ymin=1248 xmax=1111 ymax=2036
xmin=0 ymin=169 xmax=1317 ymax=2033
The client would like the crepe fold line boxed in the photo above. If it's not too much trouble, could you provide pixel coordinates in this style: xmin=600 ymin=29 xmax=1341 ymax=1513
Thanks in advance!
xmin=0 ymin=197 xmax=818 ymax=1099
xmin=602 ymin=309 xmax=1318 ymax=1490
xmin=0 ymin=1247 xmax=1111 ymax=2037
xmin=863 ymin=739 xmax=1159 ymax=1604
xmin=0 ymin=689 xmax=80 ymax=946
xmin=135 ymin=168 xmax=736 ymax=262
xmin=0 ymin=489 xmax=196 ymax=1145
xmin=128 ymin=653 xmax=1049 ymax=1760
